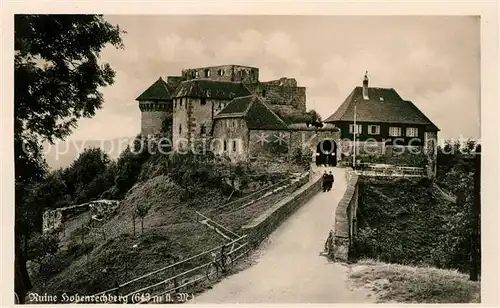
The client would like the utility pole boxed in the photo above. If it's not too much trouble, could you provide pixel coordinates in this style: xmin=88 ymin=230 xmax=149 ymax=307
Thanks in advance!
xmin=470 ymin=144 xmax=481 ymax=281
xmin=352 ymin=105 xmax=357 ymax=169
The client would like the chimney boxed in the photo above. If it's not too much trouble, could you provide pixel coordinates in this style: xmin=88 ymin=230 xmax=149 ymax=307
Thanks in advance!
xmin=362 ymin=71 xmax=369 ymax=100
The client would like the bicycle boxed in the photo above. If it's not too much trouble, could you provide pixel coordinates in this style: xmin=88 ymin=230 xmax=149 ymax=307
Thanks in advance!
xmin=205 ymin=244 xmax=233 ymax=281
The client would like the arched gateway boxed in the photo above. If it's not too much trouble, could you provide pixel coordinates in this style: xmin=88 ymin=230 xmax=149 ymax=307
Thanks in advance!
xmin=315 ymin=139 xmax=337 ymax=167
xmin=288 ymin=123 xmax=341 ymax=166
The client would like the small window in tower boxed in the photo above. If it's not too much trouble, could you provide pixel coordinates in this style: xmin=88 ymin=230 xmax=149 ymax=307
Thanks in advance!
xmin=223 ymin=140 xmax=227 ymax=151
xmin=174 ymin=100 xmax=177 ymax=108
xmin=201 ymin=98 xmax=206 ymax=105
xmin=180 ymin=98 xmax=183 ymax=107
xmin=205 ymin=69 xmax=211 ymax=77
xmin=233 ymin=141 xmax=237 ymax=152
xmin=179 ymin=124 xmax=182 ymax=134
xmin=200 ymin=124 xmax=206 ymax=135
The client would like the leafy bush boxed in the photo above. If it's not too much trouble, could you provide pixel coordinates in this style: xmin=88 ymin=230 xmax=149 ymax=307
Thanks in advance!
xmin=276 ymin=109 xmax=321 ymax=124
xmin=27 ymin=232 xmax=61 ymax=273
xmin=292 ymin=147 xmax=313 ymax=167
xmin=356 ymin=151 xmax=427 ymax=167
xmin=354 ymin=175 xmax=477 ymax=274
xmin=113 ymin=136 xmax=153 ymax=198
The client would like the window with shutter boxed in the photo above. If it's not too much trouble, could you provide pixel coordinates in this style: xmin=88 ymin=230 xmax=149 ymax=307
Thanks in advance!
xmin=389 ymin=127 xmax=402 ymax=137
xmin=406 ymin=127 xmax=418 ymax=137
xmin=368 ymin=125 xmax=380 ymax=135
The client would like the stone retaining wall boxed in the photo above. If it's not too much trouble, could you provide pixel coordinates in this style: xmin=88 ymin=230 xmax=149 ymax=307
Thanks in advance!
xmin=42 ymin=200 xmax=120 ymax=234
xmin=330 ymin=169 xmax=359 ymax=261
xmin=241 ymin=175 xmax=322 ymax=247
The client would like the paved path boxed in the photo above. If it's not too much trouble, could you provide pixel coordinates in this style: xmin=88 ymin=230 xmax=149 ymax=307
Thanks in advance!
xmin=191 ymin=167 xmax=371 ymax=304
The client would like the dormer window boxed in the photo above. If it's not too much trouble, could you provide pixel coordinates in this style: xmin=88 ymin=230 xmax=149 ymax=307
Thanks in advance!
xmin=205 ymin=69 xmax=210 ymax=77
xmin=195 ymin=71 xmax=200 ymax=78
xmin=380 ymin=97 xmax=384 ymax=102
xmin=218 ymin=69 xmax=224 ymax=76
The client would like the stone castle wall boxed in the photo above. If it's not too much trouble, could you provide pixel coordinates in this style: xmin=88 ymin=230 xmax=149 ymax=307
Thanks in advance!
xmin=248 ymin=130 xmax=291 ymax=158
xmin=211 ymin=118 xmax=250 ymax=161
xmin=181 ymin=65 xmax=259 ymax=83
xmin=253 ymin=81 xmax=306 ymax=116
xmin=289 ymin=128 xmax=342 ymax=160
xmin=141 ymin=66 xmax=309 ymax=156
xmin=139 ymin=100 xmax=172 ymax=137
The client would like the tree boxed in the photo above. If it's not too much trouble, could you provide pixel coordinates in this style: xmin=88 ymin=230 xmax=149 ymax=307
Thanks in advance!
xmin=306 ymin=109 xmax=322 ymax=122
xmin=25 ymin=232 xmax=60 ymax=294
xmin=27 ymin=232 xmax=60 ymax=273
xmin=135 ymin=203 xmax=151 ymax=233
xmin=275 ymin=109 xmax=322 ymax=125
xmin=15 ymin=15 xmax=124 ymax=302
xmin=65 ymin=147 xmax=112 ymax=202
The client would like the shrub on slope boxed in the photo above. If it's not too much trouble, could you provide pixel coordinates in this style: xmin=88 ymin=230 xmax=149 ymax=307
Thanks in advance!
xmin=355 ymin=177 xmax=470 ymax=272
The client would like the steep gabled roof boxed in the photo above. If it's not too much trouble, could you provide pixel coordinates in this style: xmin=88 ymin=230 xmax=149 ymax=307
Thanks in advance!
xmin=172 ymin=79 xmax=251 ymax=100
xmin=324 ymin=87 xmax=439 ymax=131
xmin=136 ymin=77 xmax=173 ymax=101
xmin=214 ymin=95 xmax=289 ymax=130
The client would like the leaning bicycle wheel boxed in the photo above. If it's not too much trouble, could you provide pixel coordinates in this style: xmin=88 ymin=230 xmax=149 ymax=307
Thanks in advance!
xmin=206 ymin=263 xmax=219 ymax=281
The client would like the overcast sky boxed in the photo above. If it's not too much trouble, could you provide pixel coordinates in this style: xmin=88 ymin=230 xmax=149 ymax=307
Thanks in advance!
xmin=68 ymin=15 xmax=480 ymax=142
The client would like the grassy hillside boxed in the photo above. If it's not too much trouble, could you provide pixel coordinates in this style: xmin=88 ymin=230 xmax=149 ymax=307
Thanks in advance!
xmin=349 ymin=259 xmax=480 ymax=303
xmin=29 ymin=149 xmax=308 ymax=298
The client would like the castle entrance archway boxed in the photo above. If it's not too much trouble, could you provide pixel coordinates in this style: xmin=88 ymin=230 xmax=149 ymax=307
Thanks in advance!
xmin=315 ymin=139 xmax=337 ymax=167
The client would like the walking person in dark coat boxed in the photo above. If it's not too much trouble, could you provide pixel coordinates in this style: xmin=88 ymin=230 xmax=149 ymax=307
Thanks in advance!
xmin=327 ymin=171 xmax=334 ymax=191
xmin=322 ymin=171 xmax=328 ymax=192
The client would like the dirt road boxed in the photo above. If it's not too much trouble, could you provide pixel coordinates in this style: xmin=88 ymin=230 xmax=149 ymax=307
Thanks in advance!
xmin=191 ymin=167 xmax=372 ymax=304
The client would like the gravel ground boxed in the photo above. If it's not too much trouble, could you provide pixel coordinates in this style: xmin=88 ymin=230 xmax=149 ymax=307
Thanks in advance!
xmin=190 ymin=167 xmax=373 ymax=304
